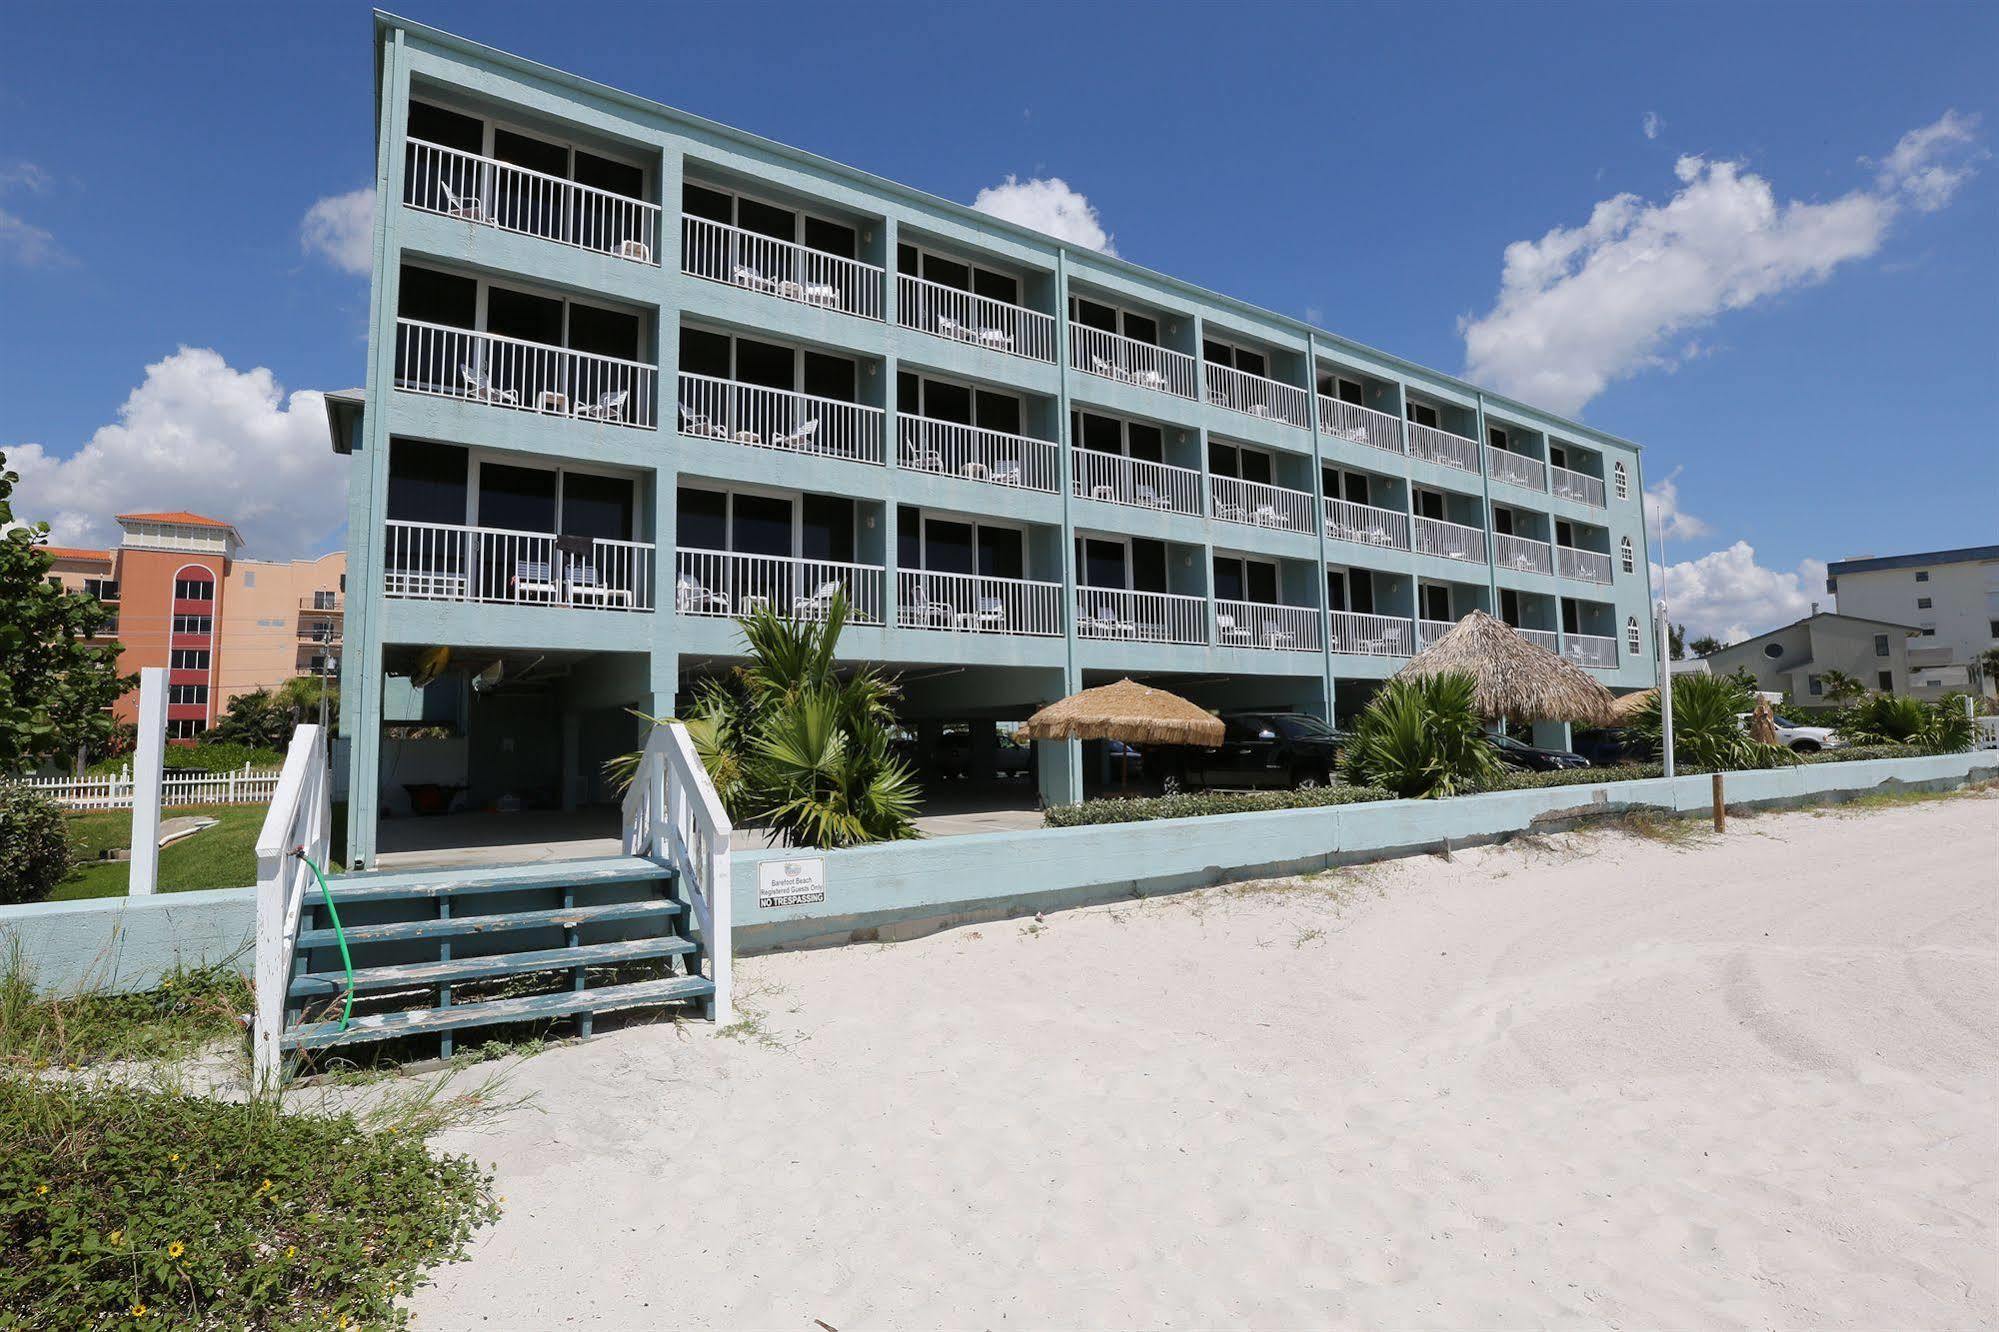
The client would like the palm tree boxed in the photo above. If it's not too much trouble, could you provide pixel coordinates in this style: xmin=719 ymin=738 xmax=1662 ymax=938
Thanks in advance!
xmin=1817 ymin=669 xmax=1866 ymax=704
xmin=609 ymin=595 xmax=920 ymax=848
xmin=1341 ymin=673 xmax=1506 ymax=799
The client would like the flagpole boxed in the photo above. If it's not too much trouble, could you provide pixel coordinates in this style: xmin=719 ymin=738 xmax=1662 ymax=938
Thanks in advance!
xmin=1656 ymin=512 xmax=1675 ymax=780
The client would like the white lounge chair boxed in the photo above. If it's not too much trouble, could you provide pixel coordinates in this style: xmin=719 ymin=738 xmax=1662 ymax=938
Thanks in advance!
xmin=1131 ymin=369 xmax=1170 ymax=391
xmin=1216 ymin=499 xmax=1249 ymax=523
xmin=564 ymin=561 xmax=632 ymax=608
xmin=1250 ymin=504 xmax=1283 ymax=527
xmin=1260 ymin=621 xmax=1296 ymax=649
xmin=459 ymin=364 xmax=518 ymax=406
xmin=438 ymin=181 xmax=486 ymax=223
xmin=510 ymin=560 xmax=559 ymax=603
xmin=793 ymin=579 xmax=844 ymax=619
xmin=1090 ymin=355 xmax=1121 ymax=380
xmin=773 ymin=419 xmax=821 ymax=451
xmin=675 ymin=573 xmax=731 ymax=614
xmin=1216 ymin=613 xmax=1252 ymax=646
xmin=678 ymin=404 xmax=730 ymax=440
xmin=732 ymin=264 xmax=777 ymax=293
xmin=902 ymin=445 xmax=944 ymax=472
xmin=614 ymin=238 xmax=653 ymax=263
xmin=990 ymin=459 xmax=1023 ymax=487
xmin=972 ymin=326 xmax=1014 ymax=351
xmin=802 ymin=283 xmax=839 ymax=308
xmin=1083 ymin=604 xmax=1138 ymax=639
xmin=574 ymin=389 xmax=629 ymax=423
xmin=901 ymin=589 xmax=952 ymax=627
xmin=1134 ymin=483 xmax=1172 ymax=510
xmin=957 ymin=596 xmax=1006 ymax=631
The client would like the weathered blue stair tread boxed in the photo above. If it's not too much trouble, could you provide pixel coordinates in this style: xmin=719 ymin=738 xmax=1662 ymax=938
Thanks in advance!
xmin=280 ymin=974 xmax=716 ymax=1052
xmin=296 ymin=898 xmax=682 ymax=950
xmin=318 ymin=855 xmax=672 ymax=903
xmin=288 ymin=936 xmax=698 ymax=998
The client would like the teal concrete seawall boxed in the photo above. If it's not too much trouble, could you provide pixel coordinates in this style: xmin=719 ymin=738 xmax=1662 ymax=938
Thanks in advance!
xmin=5 ymin=751 xmax=1991 ymax=995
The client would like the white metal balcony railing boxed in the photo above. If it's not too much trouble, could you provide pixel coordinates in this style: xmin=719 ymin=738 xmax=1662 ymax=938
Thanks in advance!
xmin=1405 ymin=421 xmax=1481 ymax=472
xmin=1413 ymin=514 xmax=1487 ymax=563
xmin=383 ymin=520 xmax=655 ymax=611
xmin=1562 ymin=633 xmax=1618 ymax=669
xmin=1216 ymin=599 xmax=1322 ymax=653
xmin=898 ymin=417 xmax=1059 ymax=493
xmin=1494 ymin=532 xmax=1555 ymax=575
xmin=1485 ymin=447 xmax=1547 ymax=492
xmin=1328 ymin=610 xmax=1415 ymax=657
xmin=1317 ymin=396 xmax=1405 ymax=455
xmin=674 ymin=549 xmax=884 ymax=625
xmin=1417 ymin=618 xmax=1456 ymax=650
xmin=403 ymin=138 xmax=661 ymax=264
xmin=1557 ymin=545 xmax=1615 ymax=585
xmin=680 ymin=215 xmax=884 ymax=321
xmin=1516 ymin=627 xmax=1561 ymax=653
xmin=1205 ymin=362 xmax=1311 ymax=428
xmin=395 ymin=319 xmax=657 ymax=429
xmin=1550 ymin=464 xmax=1608 ymax=508
xmin=1069 ymin=324 xmax=1200 ymax=399
xmin=1210 ymin=476 xmax=1316 ymax=535
xmin=1072 ymin=450 xmax=1203 ymax=516
xmin=1324 ymin=497 xmax=1411 ymax=550
xmin=677 ymin=373 xmax=883 ymax=465
xmin=897 ymin=273 xmax=1056 ymax=362
xmin=1074 ymin=587 xmax=1207 ymax=646
xmin=898 ymin=570 xmax=1063 ymax=637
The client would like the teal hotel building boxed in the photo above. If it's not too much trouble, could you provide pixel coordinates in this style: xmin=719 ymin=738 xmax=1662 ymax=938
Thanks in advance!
xmin=330 ymin=14 xmax=1657 ymax=866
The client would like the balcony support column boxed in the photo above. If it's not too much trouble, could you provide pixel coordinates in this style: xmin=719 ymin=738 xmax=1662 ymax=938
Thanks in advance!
xmin=1305 ymin=334 xmax=1336 ymax=724
xmin=1473 ymin=392 xmax=1502 ymax=621
xmin=1045 ymin=251 xmax=1084 ymax=809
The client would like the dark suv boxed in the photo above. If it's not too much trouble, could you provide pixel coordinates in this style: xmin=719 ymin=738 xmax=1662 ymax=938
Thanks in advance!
xmin=1153 ymin=712 xmax=1348 ymax=791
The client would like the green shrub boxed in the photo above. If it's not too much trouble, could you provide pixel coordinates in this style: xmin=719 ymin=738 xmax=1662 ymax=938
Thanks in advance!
xmin=1797 ymin=743 xmax=1921 ymax=764
xmin=1 ymin=954 xmax=250 ymax=1071
xmin=0 ymin=783 xmax=73 ymax=905
xmin=1627 ymin=673 xmax=1797 ymax=771
xmin=86 ymin=742 xmax=286 ymax=777
xmin=0 ymin=1077 xmax=498 ymax=1328
xmin=1341 ymin=673 xmax=1506 ymax=799
xmin=1496 ymin=763 xmax=1665 ymax=789
xmin=1838 ymin=695 xmax=1975 ymax=753
xmin=1044 ymin=783 xmax=1392 ymax=827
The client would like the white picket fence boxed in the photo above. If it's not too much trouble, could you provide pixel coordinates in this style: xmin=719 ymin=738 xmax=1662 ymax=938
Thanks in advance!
xmin=21 ymin=763 xmax=283 ymax=810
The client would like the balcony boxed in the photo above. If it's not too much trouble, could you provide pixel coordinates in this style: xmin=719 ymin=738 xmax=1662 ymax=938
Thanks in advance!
xmin=1494 ymin=532 xmax=1554 ymax=576
xmin=1324 ymin=498 xmax=1411 ymax=551
xmin=1329 ymin=610 xmax=1415 ymax=657
xmin=1517 ymin=628 xmax=1560 ymax=653
xmin=1562 ymin=633 xmax=1618 ymax=669
xmin=296 ymin=619 xmax=343 ymax=642
xmin=680 ymin=215 xmax=883 ymax=321
xmin=677 ymin=373 xmax=883 ymax=465
xmin=1216 ymin=599 xmax=1322 ymax=653
xmin=1072 ymin=451 xmax=1203 ymax=517
xmin=1485 ymin=447 xmax=1547 ymax=492
xmin=403 ymin=138 xmax=661 ymax=264
xmin=298 ymin=594 xmax=344 ymax=614
xmin=1405 ymin=421 xmax=1480 ymax=472
xmin=898 ymin=570 xmax=1063 ymax=637
xmin=1205 ymin=363 xmax=1310 ymax=428
xmin=1413 ymin=515 xmax=1487 ymax=564
xmin=898 ymin=417 xmax=1059 ymax=493
xmin=383 ymin=520 xmax=655 ymax=611
xmin=1417 ymin=618 xmax=1454 ymax=650
xmin=1069 ymin=324 xmax=1199 ymax=399
xmin=1556 ymin=546 xmax=1614 ymax=585
xmin=897 ymin=274 xmax=1056 ymax=362
xmin=1210 ymin=476 xmax=1315 ymax=535
xmin=675 ymin=549 xmax=885 ymax=625
xmin=1318 ymin=397 xmax=1404 ymax=455
xmin=1074 ymin=587 xmax=1207 ymax=646
xmin=1550 ymin=465 xmax=1607 ymax=508
xmin=395 ymin=319 xmax=657 ymax=429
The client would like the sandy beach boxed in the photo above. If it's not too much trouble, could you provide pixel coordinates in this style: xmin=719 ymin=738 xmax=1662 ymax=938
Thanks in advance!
xmin=409 ymin=794 xmax=1999 ymax=1329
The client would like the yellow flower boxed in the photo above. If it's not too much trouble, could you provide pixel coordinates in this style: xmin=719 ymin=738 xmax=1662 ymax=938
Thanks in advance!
xmin=337 ymin=1316 xmax=349 ymax=1329
xmin=108 ymin=1229 xmax=123 ymax=1246
xmin=168 ymin=1153 xmax=179 ymax=1163
xmin=34 ymin=1184 xmax=47 ymax=1196
xmin=130 ymin=1304 xmax=147 ymax=1319
xmin=285 ymin=1245 xmax=297 ymax=1259
xmin=168 ymin=1241 xmax=185 ymax=1259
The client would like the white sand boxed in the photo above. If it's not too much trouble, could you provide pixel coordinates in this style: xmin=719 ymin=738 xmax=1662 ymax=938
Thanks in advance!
xmin=410 ymin=795 xmax=1999 ymax=1330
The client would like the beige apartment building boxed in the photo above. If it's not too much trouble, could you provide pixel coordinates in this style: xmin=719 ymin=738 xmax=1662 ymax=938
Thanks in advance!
xmin=219 ymin=551 xmax=348 ymax=705
xmin=1826 ymin=545 xmax=1999 ymax=698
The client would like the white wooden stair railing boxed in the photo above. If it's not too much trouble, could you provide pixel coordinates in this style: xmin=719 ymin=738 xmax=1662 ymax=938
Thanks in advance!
xmin=621 ymin=722 xmax=734 ymax=1024
xmin=252 ymin=724 xmax=332 ymax=1088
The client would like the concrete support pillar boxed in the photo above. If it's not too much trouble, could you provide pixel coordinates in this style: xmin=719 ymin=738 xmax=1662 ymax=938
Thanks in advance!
xmin=969 ymin=720 xmax=997 ymax=785
xmin=1036 ymin=737 xmax=1083 ymax=807
xmin=560 ymin=710 xmax=581 ymax=812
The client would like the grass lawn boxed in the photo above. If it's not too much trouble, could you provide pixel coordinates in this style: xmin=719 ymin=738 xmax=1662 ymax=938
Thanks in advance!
xmin=54 ymin=803 xmax=346 ymax=902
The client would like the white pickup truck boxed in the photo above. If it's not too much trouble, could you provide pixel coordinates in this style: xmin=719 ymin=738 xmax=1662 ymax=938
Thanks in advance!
xmin=1738 ymin=712 xmax=1843 ymax=753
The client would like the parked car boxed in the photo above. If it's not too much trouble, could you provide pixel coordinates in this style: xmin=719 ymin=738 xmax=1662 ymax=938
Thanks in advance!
xmin=1737 ymin=712 xmax=1843 ymax=753
xmin=934 ymin=728 xmax=1036 ymax=780
xmin=1152 ymin=712 xmax=1347 ymax=792
xmin=1486 ymin=732 xmax=1591 ymax=772
xmin=1571 ymin=727 xmax=1654 ymax=766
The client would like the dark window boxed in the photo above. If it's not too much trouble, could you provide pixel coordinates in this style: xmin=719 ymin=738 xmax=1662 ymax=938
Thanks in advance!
xmin=735 ymin=196 xmax=796 ymax=242
xmin=1325 ymin=572 xmax=1347 ymax=613
xmin=1499 ymin=588 xmax=1520 ymax=625
xmin=1808 ymin=675 xmax=1823 ymax=696
xmin=492 ymin=128 xmax=568 ymax=177
xmin=1874 ymin=634 xmax=1890 ymax=657
xmin=406 ymin=101 xmax=483 ymax=153
xmin=924 ymin=520 xmax=975 ymax=575
xmin=922 ymin=252 xmax=970 ymax=291
xmin=1239 ymin=450 xmax=1273 ymax=486
xmin=683 ymin=183 xmax=733 ymax=225
xmin=1338 ymin=379 xmax=1364 ymax=406
xmin=561 ymin=473 xmax=635 ymax=542
xmin=732 ymin=337 xmax=794 ymax=390
xmin=567 ymin=303 xmax=642 ymax=360
xmin=478 ymin=463 xmax=557 ymax=533
xmin=396 ymin=266 xmax=478 ymax=328
xmin=1125 ymin=423 xmax=1163 ymax=464
xmin=1080 ymin=412 xmax=1122 ymax=454
xmin=974 ymin=390 xmax=1021 ymax=435
xmin=1080 ymin=539 xmax=1126 ymax=589
xmin=800 ymin=495 xmax=853 ymax=563
xmin=174 ymin=577 xmax=214 ymax=601
xmin=1989 ymin=620 xmax=1999 ymax=638
xmin=677 ymin=488 xmax=727 ymax=550
xmin=896 ymin=242 xmax=919 ymax=275
xmin=1247 ymin=562 xmax=1278 ymax=604
xmin=1072 ymin=298 xmax=1117 ymax=333
xmin=1763 ymin=642 xmax=1784 ymax=660
xmin=977 ymin=527 xmax=1023 ymax=579
xmin=1208 ymin=442 xmax=1240 ymax=480
xmin=1406 ymin=401 xmax=1440 ymax=429
xmin=923 ymin=379 xmax=972 ymax=425
xmin=1488 ymin=427 xmax=1508 ymax=451
xmin=896 ymin=371 xmax=921 ymax=415
xmin=388 ymin=439 xmax=470 ymax=525
xmin=573 ymin=150 xmax=644 ymax=201
xmin=1131 ymin=540 xmax=1167 ymax=593
xmin=679 ymin=328 xmax=732 ymax=378
xmin=897 ymin=506 xmax=921 ymax=569
xmin=1350 ymin=572 xmax=1374 ymax=615
xmin=1420 ymin=585 xmax=1451 ymax=621
xmin=1212 ymin=556 xmax=1243 ymax=601
xmin=1917 ymin=596 xmax=1932 ymax=610
xmin=1915 ymin=571 xmax=1929 ymax=582
xmin=801 ymin=353 xmax=856 ymax=403
xmin=1878 ymin=671 xmax=1893 ymax=691
xmin=732 ymin=494 xmax=792 ymax=557
xmin=1121 ymin=312 xmax=1159 ymax=345
xmin=802 ymin=216 xmax=856 ymax=260
xmin=971 ymin=268 xmax=1019 ymax=306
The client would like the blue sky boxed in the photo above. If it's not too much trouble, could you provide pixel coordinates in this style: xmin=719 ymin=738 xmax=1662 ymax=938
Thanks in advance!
xmin=2 ymin=0 xmax=1992 ymax=639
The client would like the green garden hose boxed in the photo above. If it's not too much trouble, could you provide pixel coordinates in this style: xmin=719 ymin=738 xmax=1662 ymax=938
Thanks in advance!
xmin=293 ymin=850 xmax=354 ymax=1031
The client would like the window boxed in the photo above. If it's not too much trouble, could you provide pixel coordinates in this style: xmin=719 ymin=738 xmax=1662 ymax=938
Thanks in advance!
xmin=1619 ymin=536 xmax=1634 ymax=573
xmin=1921 ymin=625 xmax=1936 ymax=636
xmin=1877 ymin=671 xmax=1893 ymax=691
xmin=1626 ymin=617 xmax=1641 ymax=654
xmin=173 ymin=615 xmax=213 ymax=636
xmin=1069 ymin=296 xmax=1165 ymax=346
xmin=1202 ymin=336 xmax=1269 ymax=379
xmin=1808 ymin=675 xmax=1823 ymax=696
xmin=1873 ymin=634 xmax=1890 ymax=657
xmin=1915 ymin=571 xmax=1929 ymax=582
xmin=168 ymin=684 xmax=208 ymax=707
xmin=83 ymin=578 xmax=118 ymax=602
xmin=1764 ymin=642 xmax=1784 ymax=660
xmin=1613 ymin=461 xmax=1629 ymax=500
xmin=1316 ymin=373 xmax=1366 ymax=406
xmin=1990 ymin=620 xmax=1999 ymax=639
xmin=174 ymin=577 xmax=214 ymax=601
xmin=170 ymin=649 xmax=211 ymax=671
xmin=313 ymin=590 xmax=339 ymax=610
xmin=685 ymin=181 xmax=857 ymax=260
xmin=1917 ymin=596 xmax=1932 ymax=609
xmin=242 ymin=570 xmax=256 ymax=588
xmin=897 ymin=241 xmax=1021 ymax=307
xmin=1404 ymin=400 xmax=1440 ymax=429
xmin=166 ymin=719 xmax=207 ymax=740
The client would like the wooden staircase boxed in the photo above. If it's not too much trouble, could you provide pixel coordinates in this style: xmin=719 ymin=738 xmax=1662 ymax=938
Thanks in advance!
xmin=280 ymin=855 xmax=714 ymax=1060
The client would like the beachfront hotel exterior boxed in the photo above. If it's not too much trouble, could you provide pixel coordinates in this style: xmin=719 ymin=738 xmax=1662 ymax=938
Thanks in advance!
xmin=329 ymin=13 xmax=1656 ymax=866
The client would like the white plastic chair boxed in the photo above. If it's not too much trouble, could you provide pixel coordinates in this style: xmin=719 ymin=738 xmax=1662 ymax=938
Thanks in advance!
xmin=574 ymin=389 xmax=629 ymax=423
xmin=793 ymin=579 xmax=844 ymax=619
xmin=773 ymin=419 xmax=821 ymax=451
xmin=438 ymin=181 xmax=486 ymax=222
xmin=1216 ymin=613 xmax=1251 ymax=646
xmin=459 ymin=364 xmax=518 ymax=406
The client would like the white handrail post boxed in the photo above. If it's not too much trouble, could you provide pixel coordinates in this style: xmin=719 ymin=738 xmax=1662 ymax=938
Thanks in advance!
xmin=128 ymin=667 xmax=166 ymax=897
xmin=251 ymin=723 xmax=326 ymax=1091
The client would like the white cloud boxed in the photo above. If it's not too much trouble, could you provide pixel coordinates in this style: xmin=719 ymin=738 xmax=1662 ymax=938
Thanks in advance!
xmin=970 ymin=175 xmax=1116 ymax=255
xmin=0 ymin=162 xmax=52 ymax=193
xmin=0 ymin=208 xmax=63 ymax=266
xmin=1461 ymin=112 xmax=1981 ymax=415
xmin=5 ymin=348 xmax=345 ymax=560
xmin=300 ymin=186 xmax=376 ymax=275
xmin=1642 ymin=111 xmax=1664 ymax=141
xmin=1642 ymin=466 xmax=1712 ymax=549
xmin=1652 ymin=542 xmax=1829 ymax=644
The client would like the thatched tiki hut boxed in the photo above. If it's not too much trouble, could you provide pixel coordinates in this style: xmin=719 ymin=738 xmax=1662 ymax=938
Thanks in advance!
xmin=1397 ymin=610 xmax=1616 ymax=726
xmin=1021 ymin=678 xmax=1224 ymax=790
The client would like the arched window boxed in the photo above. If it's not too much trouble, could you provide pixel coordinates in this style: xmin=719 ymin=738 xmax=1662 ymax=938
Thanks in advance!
xmin=1620 ymin=535 xmax=1634 ymax=573
xmin=1626 ymin=616 xmax=1642 ymax=655
xmin=1613 ymin=461 xmax=1629 ymax=500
